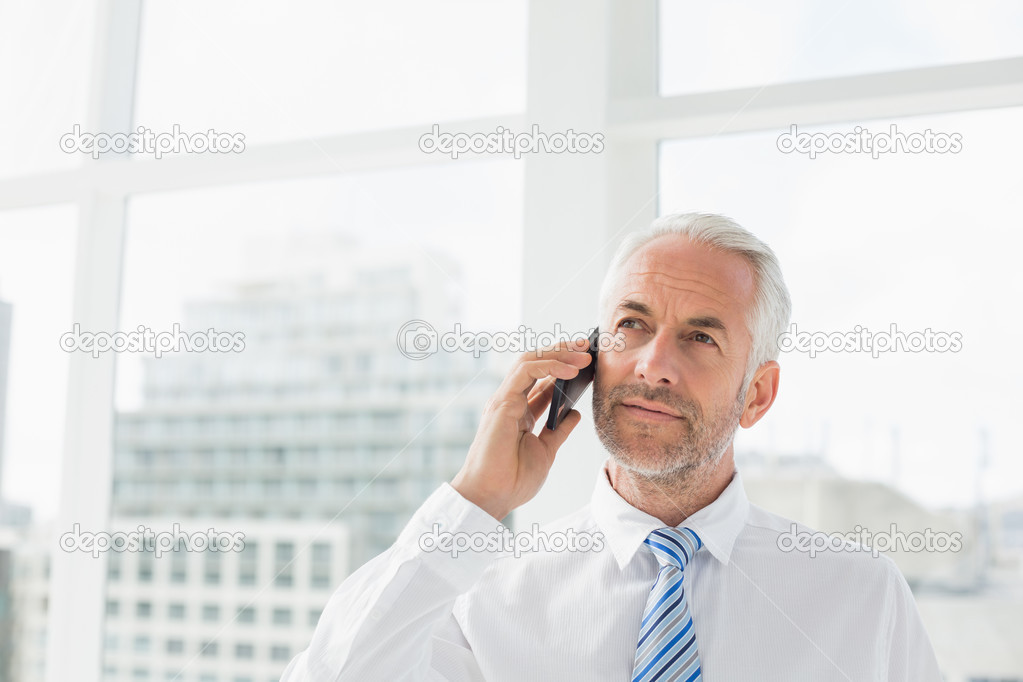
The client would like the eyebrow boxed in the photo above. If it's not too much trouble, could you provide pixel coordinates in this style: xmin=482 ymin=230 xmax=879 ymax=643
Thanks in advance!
xmin=614 ymin=299 xmax=730 ymax=341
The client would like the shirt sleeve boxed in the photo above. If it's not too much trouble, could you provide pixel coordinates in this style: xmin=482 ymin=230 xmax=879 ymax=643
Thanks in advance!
xmin=279 ymin=482 xmax=508 ymax=682
xmin=880 ymin=556 xmax=944 ymax=682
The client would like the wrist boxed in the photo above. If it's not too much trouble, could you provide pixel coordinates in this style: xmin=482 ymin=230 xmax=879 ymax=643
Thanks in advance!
xmin=450 ymin=475 xmax=510 ymax=522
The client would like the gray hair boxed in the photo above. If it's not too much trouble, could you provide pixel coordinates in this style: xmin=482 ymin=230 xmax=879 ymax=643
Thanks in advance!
xmin=597 ymin=212 xmax=792 ymax=393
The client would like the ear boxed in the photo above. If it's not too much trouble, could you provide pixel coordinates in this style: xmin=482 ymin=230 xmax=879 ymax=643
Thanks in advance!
xmin=739 ymin=360 xmax=780 ymax=428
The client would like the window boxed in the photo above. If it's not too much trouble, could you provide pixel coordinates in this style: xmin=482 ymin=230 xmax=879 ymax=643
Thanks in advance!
xmin=0 ymin=5 xmax=95 ymax=178
xmin=204 ymin=551 xmax=221 ymax=585
xmin=136 ymin=601 xmax=152 ymax=619
xmin=170 ymin=552 xmax=187 ymax=583
xmin=234 ymin=643 xmax=254 ymax=659
xmin=199 ymin=641 xmax=218 ymax=657
xmin=659 ymin=0 xmax=1023 ymax=95
xmin=133 ymin=2 xmax=527 ymax=145
xmin=310 ymin=543 xmax=332 ymax=589
xmin=19 ymin=5 xmax=1017 ymax=679
xmin=271 ymin=608 xmax=291 ymax=626
xmin=270 ymin=645 xmax=291 ymax=661
xmin=658 ymin=106 xmax=1023 ymax=507
xmin=201 ymin=604 xmax=220 ymax=622
xmin=166 ymin=639 xmax=184 ymax=654
xmin=138 ymin=553 xmax=153 ymax=582
xmin=236 ymin=606 xmax=255 ymax=624
xmin=274 ymin=542 xmax=294 ymax=588
xmin=238 ymin=541 xmax=258 ymax=586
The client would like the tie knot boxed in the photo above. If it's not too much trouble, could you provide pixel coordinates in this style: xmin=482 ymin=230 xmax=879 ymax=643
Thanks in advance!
xmin=644 ymin=527 xmax=702 ymax=571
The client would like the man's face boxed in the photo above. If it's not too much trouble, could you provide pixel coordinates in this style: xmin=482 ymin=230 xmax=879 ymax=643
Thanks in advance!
xmin=592 ymin=235 xmax=757 ymax=479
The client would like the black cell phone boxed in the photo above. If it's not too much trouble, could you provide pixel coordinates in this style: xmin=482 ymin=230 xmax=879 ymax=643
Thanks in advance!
xmin=545 ymin=327 xmax=599 ymax=430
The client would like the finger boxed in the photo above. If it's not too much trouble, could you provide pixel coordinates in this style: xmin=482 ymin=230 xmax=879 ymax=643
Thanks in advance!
xmin=532 ymin=335 xmax=591 ymax=357
xmin=500 ymin=357 xmax=584 ymax=400
xmin=538 ymin=408 xmax=582 ymax=453
xmin=525 ymin=376 xmax=558 ymax=423
xmin=533 ymin=338 xmax=593 ymax=368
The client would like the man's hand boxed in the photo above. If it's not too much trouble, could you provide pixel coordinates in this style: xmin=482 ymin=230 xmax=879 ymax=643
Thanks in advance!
xmin=450 ymin=337 xmax=593 ymax=521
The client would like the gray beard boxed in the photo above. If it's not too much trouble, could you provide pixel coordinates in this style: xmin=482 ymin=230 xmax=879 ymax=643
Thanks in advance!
xmin=591 ymin=376 xmax=746 ymax=489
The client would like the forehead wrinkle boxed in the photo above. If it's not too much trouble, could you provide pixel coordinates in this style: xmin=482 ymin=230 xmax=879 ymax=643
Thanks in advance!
xmin=627 ymin=238 xmax=757 ymax=298
xmin=624 ymin=268 xmax=742 ymax=303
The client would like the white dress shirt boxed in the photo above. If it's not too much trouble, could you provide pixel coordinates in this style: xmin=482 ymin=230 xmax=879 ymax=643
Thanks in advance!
xmin=282 ymin=461 xmax=942 ymax=681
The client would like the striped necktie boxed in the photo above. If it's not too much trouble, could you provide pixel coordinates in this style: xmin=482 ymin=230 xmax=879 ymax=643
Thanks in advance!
xmin=632 ymin=527 xmax=704 ymax=682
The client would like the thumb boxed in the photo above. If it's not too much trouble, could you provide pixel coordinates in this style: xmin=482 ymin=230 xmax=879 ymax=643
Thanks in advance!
xmin=538 ymin=408 xmax=582 ymax=455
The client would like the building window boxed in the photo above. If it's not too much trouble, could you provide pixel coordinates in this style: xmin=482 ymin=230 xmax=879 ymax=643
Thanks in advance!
xmin=270 ymin=645 xmax=291 ymax=661
xmin=311 ymin=543 xmax=331 ymax=588
xmin=272 ymin=607 xmax=292 ymax=625
xmin=202 ymin=604 xmax=220 ymax=622
xmin=138 ymin=553 xmax=154 ymax=582
xmin=168 ymin=603 xmax=185 ymax=620
xmin=106 ymin=600 xmax=119 ymax=617
xmin=136 ymin=601 xmax=152 ymax=619
xmin=204 ymin=550 xmax=221 ymax=585
xmin=234 ymin=643 xmax=254 ymax=659
xmin=199 ymin=640 xmax=218 ymax=657
xmin=236 ymin=606 xmax=255 ymax=624
xmin=274 ymin=542 xmax=294 ymax=587
xmin=170 ymin=551 xmax=187 ymax=583
xmin=238 ymin=541 xmax=257 ymax=586
xmin=166 ymin=639 xmax=184 ymax=654
xmin=133 ymin=635 xmax=150 ymax=653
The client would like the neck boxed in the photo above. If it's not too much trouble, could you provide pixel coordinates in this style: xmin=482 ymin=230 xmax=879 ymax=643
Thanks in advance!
xmin=606 ymin=448 xmax=736 ymax=527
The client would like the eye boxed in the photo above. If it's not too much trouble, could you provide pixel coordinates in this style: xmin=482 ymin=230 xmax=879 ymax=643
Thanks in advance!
xmin=617 ymin=318 xmax=642 ymax=330
xmin=692 ymin=332 xmax=716 ymax=345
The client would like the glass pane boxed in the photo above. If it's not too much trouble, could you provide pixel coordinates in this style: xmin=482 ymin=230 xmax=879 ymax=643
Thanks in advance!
xmin=0 ymin=205 xmax=77 ymax=682
xmin=0 ymin=1 xmax=96 ymax=178
xmin=660 ymin=0 xmax=1023 ymax=96
xmin=660 ymin=106 xmax=1023 ymax=676
xmin=660 ymin=107 xmax=1022 ymax=504
xmin=0 ymin=205 xmax=78 ymax=520
xmin=106 ymin=161 xmax=518 ymax=680
xmin=134 ymin=0 xmax=528 ymax=146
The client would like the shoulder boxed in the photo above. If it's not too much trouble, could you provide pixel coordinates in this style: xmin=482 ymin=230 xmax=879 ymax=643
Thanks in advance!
xmin=740 ymin=502 xmax=901 ymax=590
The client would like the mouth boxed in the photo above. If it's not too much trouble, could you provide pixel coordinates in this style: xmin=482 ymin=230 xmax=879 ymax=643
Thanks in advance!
xmin=618 ymin=399 xmax=684 ymax=422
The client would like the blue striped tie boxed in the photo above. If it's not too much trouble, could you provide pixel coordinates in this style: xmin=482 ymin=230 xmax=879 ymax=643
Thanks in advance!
xmin=632 ymin=527 xmax=704 ymax=682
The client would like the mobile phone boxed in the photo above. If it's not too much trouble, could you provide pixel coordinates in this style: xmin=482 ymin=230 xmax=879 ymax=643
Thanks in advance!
xmin=545 ymin=327 xmax=599 ymax=430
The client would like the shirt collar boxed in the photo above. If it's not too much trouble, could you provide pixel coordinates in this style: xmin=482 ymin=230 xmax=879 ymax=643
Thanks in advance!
xmin=590 ymin=458 xmax=750 ymax=570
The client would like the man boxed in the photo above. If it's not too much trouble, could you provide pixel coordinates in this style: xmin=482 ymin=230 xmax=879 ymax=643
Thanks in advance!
xmin=282 ymin=213 xmax=942 ymax=681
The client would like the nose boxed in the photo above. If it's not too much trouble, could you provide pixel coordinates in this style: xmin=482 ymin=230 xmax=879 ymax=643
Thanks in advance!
xmin=634 ymin=329 xmax=682 ymax=386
